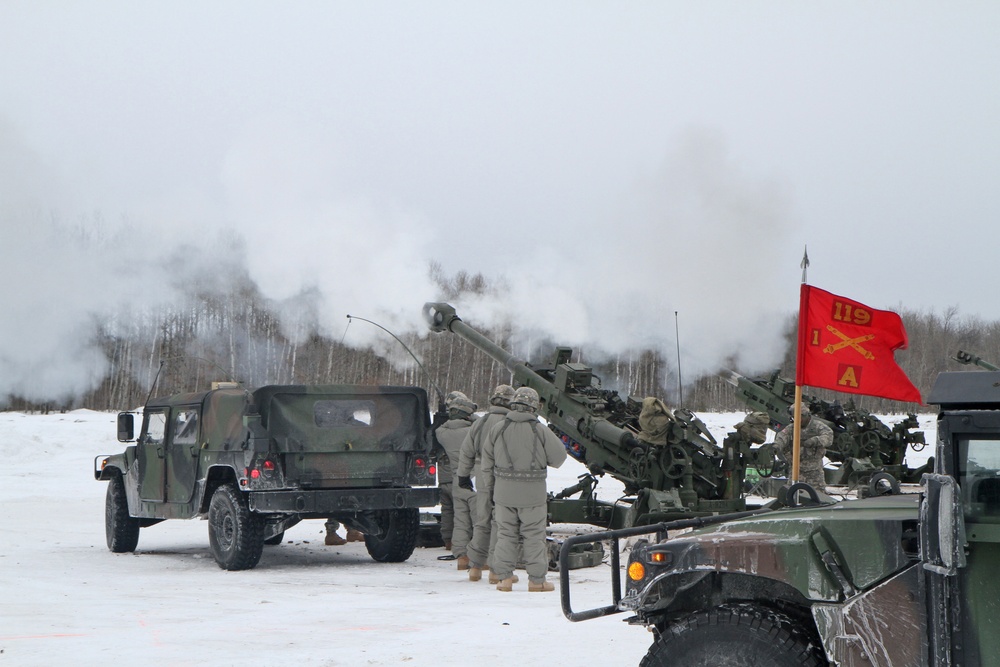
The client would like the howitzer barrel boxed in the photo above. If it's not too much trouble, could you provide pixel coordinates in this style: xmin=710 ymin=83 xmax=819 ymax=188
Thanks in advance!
xmin=424 ymin=303 xmax=531 ymax=378
xmin=720 ymin=368 xmax=793 ymax=429
xmin=955 ymin=350 xmax=1000 ymax=372
xmin=423 ymin=302 xmax=640 ymax=466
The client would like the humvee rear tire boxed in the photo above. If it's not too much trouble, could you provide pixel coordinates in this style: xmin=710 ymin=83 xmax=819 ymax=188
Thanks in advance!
xmin=106 ymin=475 xmax=140 ymax=553
xmin=364 ymin=508 xmax=419 ymax=562
xmin=640 ymin=603 xmax=826 ymax=667
xmin=208 ymin=484 xmax=265 ymax=570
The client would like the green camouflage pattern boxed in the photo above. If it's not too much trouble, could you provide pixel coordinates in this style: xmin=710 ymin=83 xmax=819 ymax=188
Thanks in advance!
xmin=97 ymin=384 xmax=438 ymax=524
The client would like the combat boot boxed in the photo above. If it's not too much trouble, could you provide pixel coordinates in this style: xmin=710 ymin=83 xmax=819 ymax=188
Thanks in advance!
xmin=456 ymin=555 xmax=470 ymax=570
xmin=496 ymin=577 xmax=517 ymax=592
xmin=490 ymin=572 xmax=517 ymax=585
xmin=346 ymin=529 xmax=365 ymax=542
xmin=468 ymin=566 xmax=483 ymax=582
xmin=444 ymin=540 xmax=452 ymax=550
xmin=325 ymin=532 xmax=347 ymax=546
xmin=528 ymin=579 xmax=554 ymax=592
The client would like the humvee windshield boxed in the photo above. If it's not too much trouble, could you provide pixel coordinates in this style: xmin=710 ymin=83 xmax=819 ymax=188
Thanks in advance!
xmin=960 ymin=437 xmax=1000 ymax=522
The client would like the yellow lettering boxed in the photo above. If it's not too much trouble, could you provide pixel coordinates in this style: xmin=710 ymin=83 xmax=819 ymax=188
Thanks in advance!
xmin=811 ymin=329 xmax=820 ymax=346
xmin=838 ymin=366 xmax=859 ymax=388
xmin=833 ymin=300 xmax=872 ymax=326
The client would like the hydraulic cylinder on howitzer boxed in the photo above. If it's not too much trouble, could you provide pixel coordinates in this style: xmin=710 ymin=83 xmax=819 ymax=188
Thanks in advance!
xmin=422 ymin=302 xmax=642 ymax=475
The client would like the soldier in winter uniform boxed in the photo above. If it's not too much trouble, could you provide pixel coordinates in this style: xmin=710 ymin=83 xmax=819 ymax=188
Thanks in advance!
xmin=481 ymin=386 xmax=567 ymax=592
xmin=774 ymin=407 xmax=832 ymax=490
xmin=457 ymin=384 xmax=515 ymax=583
xmin=435 ymin=391 xmax=477 ymax=566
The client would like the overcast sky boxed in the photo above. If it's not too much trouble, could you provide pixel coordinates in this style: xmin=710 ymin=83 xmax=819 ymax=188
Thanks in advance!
xmin=2 ymin=2 xmax=999 ymax=399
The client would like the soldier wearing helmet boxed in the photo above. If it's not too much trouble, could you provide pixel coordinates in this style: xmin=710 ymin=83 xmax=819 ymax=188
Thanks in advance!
xmin=457 ymin=384 xmax=515 ymax=583
xmin=774 ymin=406 xmax=832 ymax=490
xmin=435 ymin=390 xmax=478 ymax=559
xmin=481 ymin=386 xmax=567 ymax=592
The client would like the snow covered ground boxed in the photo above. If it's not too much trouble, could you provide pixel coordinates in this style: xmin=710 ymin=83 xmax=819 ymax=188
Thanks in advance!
xmin=0 ymin=410 xmax=937 ymax=666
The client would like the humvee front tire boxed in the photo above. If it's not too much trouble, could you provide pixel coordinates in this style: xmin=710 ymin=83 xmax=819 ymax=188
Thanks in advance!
xmin=106 ymin=475 xmax=140 ymax=552
xmin=364 ymin=508 xmax=419 ymax=562
xmin=208 ymin=484 xmax=265 ymax=570
xmin=640 ymin=603 xmax=826 ymax=667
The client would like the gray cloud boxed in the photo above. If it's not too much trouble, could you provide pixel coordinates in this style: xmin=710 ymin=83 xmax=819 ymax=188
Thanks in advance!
xmin=2 ymin=2 xmax=998 ymax=400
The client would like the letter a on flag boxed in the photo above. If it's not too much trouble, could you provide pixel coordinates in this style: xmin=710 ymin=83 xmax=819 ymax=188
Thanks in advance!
xmin=796 ymin=285 xmax=922 ymax=403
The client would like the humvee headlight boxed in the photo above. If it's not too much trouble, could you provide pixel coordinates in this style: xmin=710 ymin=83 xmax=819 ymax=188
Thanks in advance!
xmin=628 ymin=561 xmax=646 ymax=581
xmin=650 ymin=552 xmax=670 ymax=564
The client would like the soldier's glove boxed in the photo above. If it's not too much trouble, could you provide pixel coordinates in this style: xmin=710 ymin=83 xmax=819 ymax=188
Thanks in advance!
xmin=458 ymin=476 xmax=474 ymax=491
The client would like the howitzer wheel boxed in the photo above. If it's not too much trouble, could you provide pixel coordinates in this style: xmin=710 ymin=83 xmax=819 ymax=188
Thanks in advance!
xmin=640 ymin=603 xmax=825 ymax=667
xmin=658 ymin=445 xmax=691 ymax=480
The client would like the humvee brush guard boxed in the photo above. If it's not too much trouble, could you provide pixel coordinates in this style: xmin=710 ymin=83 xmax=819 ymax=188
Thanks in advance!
xmin=96 ymin=384 xmax=439 ymax=570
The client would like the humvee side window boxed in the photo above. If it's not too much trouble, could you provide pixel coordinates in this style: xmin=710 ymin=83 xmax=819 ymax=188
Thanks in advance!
xmin=143 ymin=411 xmax=167 ymax=444
xmin=172 ymin=409 xmax=200 ymax=446
xmin=959 ymin=437 xmax=1000 ymax=521
xmin=314 ymin=400 xmax=375 ymax=428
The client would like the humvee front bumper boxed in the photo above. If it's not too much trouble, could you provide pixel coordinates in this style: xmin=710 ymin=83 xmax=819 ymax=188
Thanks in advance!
xmin=249 ymin=486 xmax=439 ymax=514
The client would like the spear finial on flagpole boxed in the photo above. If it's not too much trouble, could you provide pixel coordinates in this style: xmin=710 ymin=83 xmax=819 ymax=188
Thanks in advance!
xmin=792 ymin=247 xmax=810 ymax=486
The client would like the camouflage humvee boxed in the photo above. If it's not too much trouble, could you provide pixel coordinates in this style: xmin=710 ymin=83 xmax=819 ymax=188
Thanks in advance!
xmin=561 ymin=371 xmax=1000 ymax=666
xmin=95 ymin=384 xmax=439 ymax=570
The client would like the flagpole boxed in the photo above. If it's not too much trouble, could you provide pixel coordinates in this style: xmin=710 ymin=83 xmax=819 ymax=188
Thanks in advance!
xmin=791 ymin=247 xmax=810 ymax=484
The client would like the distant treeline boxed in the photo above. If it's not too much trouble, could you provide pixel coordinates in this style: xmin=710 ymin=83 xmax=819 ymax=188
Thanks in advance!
xmin=6 ymin=268 xmax=997 ymax=414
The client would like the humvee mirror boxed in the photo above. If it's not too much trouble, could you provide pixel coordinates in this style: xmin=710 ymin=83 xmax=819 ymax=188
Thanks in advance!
xmin=920 ymin=473 xmax=967 ymax=576
xmin=117 ymin=412 xmax=135 ymax=442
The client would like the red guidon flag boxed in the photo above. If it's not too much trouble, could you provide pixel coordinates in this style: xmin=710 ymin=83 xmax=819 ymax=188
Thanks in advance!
xmin=796 ymin=285 xmax=922 ymax=403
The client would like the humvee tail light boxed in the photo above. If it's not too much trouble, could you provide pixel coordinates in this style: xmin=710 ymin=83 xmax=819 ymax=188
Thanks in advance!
xmin=250 ymin=469 xmax=261 ymax=479
xmin=428 ymin=464 xmax=437 ymax=476
xmin=628 ymin=562 xmax=646 ymax=581
xmin=263 ymin=460 xmax=275 ymax=471
xmin=415 ymin=457 xmax=426 ymax=468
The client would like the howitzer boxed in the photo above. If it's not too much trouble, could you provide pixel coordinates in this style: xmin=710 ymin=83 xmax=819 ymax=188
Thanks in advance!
xmin=724 ymin=368 xmax=929 ymax=487
xmin=424 ymin=303 xmax=773 ymax=527
xmin=954 ymin=349 xmax=1000 ymax=371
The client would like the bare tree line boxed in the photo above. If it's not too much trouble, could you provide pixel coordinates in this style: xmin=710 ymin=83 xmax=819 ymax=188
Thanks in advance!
xmin=4 ymin=270 xmax=996 ymax=414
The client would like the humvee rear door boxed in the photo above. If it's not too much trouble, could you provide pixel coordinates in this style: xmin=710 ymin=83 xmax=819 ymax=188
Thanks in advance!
xmin=265 ymin=390 xmax=426 ymax=487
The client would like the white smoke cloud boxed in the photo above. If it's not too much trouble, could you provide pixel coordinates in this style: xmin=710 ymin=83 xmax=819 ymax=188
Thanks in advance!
xmin=452 ymin=127 xmax=797 ymax=381
xmin=1 ymin=118 xmax=796 ymax=404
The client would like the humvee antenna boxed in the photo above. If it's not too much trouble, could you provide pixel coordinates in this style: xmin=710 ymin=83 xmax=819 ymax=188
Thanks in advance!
xmin=142 ymin=356 xmax=245 ymax=407
xmin=346 ymin=315 xmax=445 ymax=405
xmin=143 ymin=359 xmax=166 ymax=407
